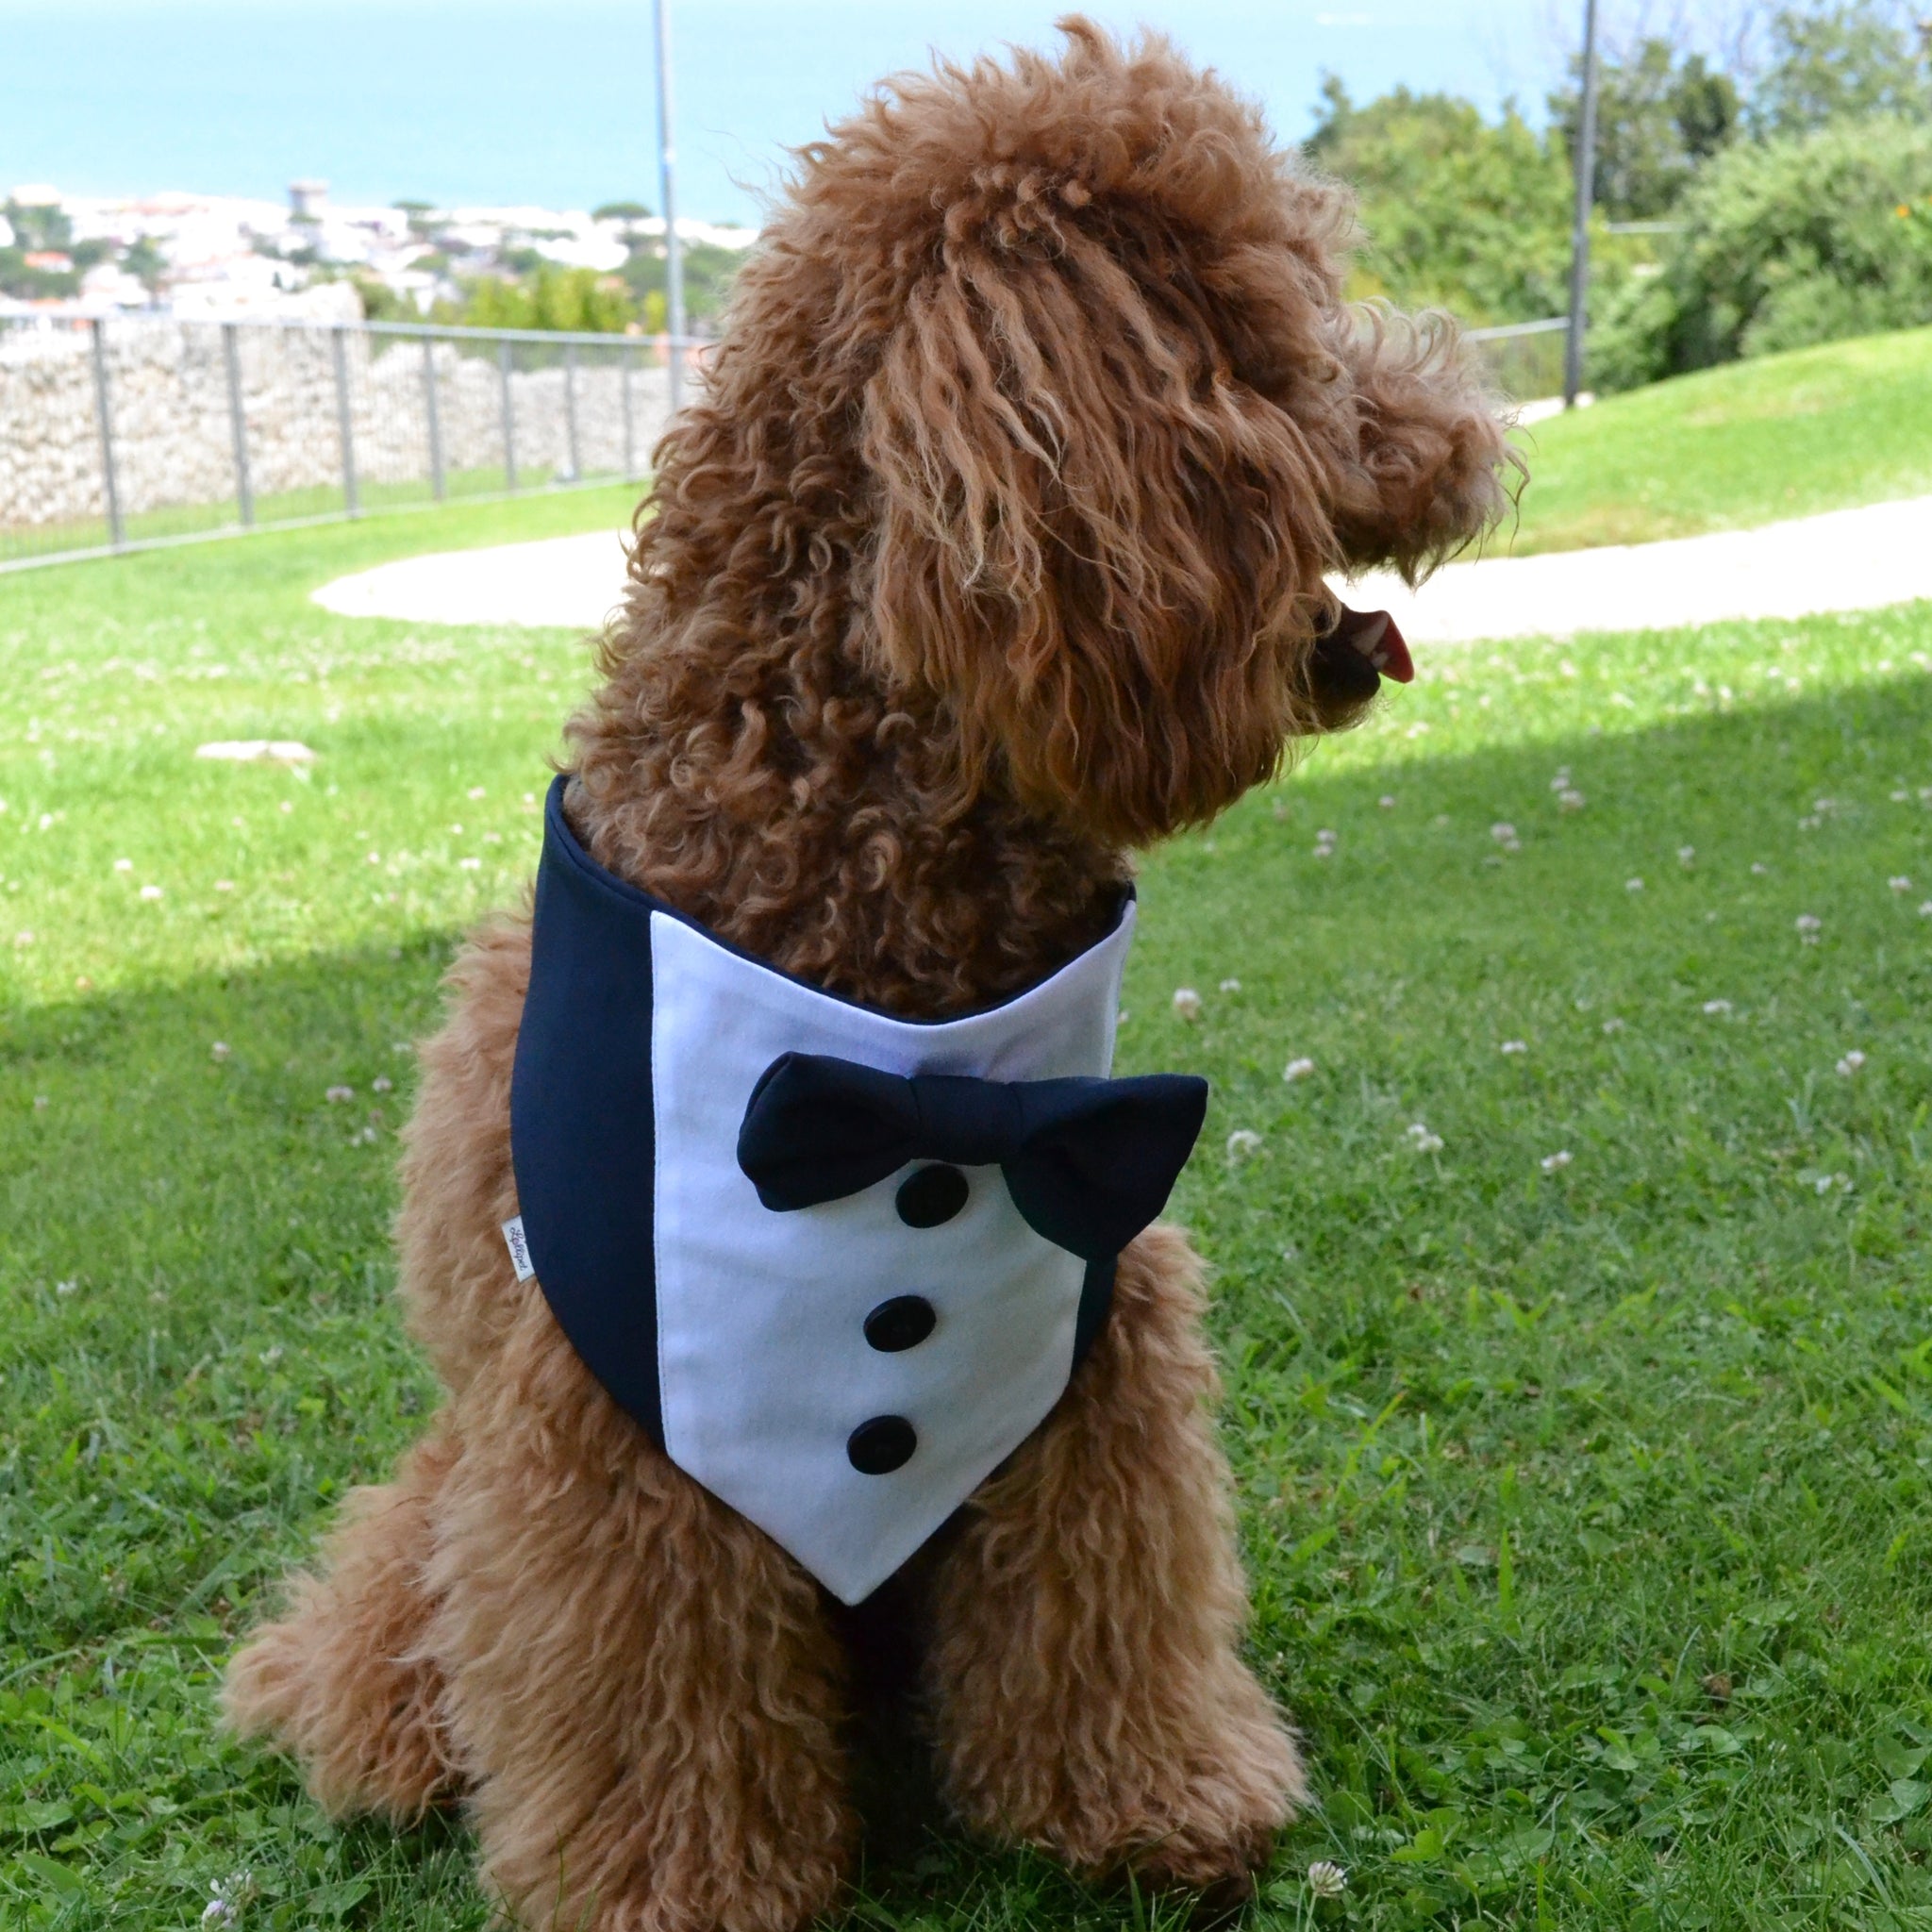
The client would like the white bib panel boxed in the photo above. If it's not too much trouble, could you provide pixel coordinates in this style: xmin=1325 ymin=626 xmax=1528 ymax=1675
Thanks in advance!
xmin=647 ymin=904 xmax=1136 ymax=1604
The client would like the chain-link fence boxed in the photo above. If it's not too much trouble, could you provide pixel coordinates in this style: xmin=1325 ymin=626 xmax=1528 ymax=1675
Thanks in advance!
xmin=0 ymin=314 xmax=699 ymax=571
xmin=1 ymin=309 xmax=1579 ymax=575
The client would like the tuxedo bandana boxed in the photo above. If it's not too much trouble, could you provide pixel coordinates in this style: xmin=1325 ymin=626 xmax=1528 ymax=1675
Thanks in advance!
xmin=509 ymin=776 xmax=1206 ymax=1603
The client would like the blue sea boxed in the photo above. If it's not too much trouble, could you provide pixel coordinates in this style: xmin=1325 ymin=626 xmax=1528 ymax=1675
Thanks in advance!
xmin=1 ymin=0 xmax=1559 ymax=227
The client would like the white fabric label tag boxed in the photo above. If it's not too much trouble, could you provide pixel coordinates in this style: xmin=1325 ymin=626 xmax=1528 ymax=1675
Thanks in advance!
xmin=501 ymin=1215 xmax=535 ymax=1282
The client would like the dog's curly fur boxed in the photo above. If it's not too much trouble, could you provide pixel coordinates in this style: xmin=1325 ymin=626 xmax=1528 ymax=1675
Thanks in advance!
xmin=225 ymin=21 xmax=1509 ymax=1928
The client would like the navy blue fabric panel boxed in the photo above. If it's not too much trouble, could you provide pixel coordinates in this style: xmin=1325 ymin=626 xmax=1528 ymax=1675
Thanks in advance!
xmin=509 ymin=776 xmax=665 ymax=1446
xmin=1073 ymin=1256 xmax=1116 ymax=1374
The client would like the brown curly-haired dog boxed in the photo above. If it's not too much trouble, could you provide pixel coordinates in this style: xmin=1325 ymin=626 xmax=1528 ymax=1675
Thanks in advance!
xmin=225 ymin=19 xmax=1509 ymax=1928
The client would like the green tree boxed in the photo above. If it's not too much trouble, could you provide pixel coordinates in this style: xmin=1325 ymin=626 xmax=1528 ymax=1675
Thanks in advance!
xmin=458 ymin=265 xmax=637 ymax=332
xmin=1306 ymin=77 xmax=1574 ymax=325
xmin=1753 ymin=1 xmax=1931 ymax=133
xmin=1589 ymin=115 xmax=1932 ymax=388
xmin=2 ymin=197 xmax=73 ymax=255
xmin=1549 ymin=37 xmax=1740 ymax=219
xmin=621 ymin=239 xmax=744 ymax=330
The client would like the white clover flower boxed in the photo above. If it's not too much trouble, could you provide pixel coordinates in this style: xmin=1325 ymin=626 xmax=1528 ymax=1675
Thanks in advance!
xmin=1893 ymin=789 xmax=1913 ymax=803
xmin=468 ymin=785 xmax=487 ymax=799
xmin=214 ymin=878 xmax=235 ymax=892
xmin=1490 ymin=822 xmax=1518 ymax=845
xmin=1219 ymin=977 xmax=1242 ymax=992
xmin=1307 ymin=1860 xmax=1348 ymax=1899
xmin=373 ymin=1074 xmax=392 ymax=1093
xmin=1921 ymin=901 xmax=1932 ymax=918
xmin=32 ymin=1094 xmax=49 ymax=1110
xmin=325 ymin=1084 xmax=355 ymax=1103
xmin=1407 ymin=1123 xmax=1443 ymax=1154
xmin=1602 ymin=1017 xmax=1625 ymax=1033
xmin=139 ymin=884 xmax=163 ymax=901
xmin=113 ymin=858 xmax=132 ymax=873
xmin=1798 ymin=815 xmax=1821 ymax=830
xmin=1815 ymin=798 xmax=1836 ymax=814
xmin=1283 ymin=1057 xmax=1317 ymax=1082
xmin=1541 ymin=1149 xmax=1573 ymax=1172
xmin=1172 ymin=987 xmax=1203 ymax=1021
xmin=1889 ymin=875 xmax=1913 ymax=893
xmin=366 ymin=851 xmax=381 ymax=866
xmin=1625 ymin=877 xmax=1644 ymax=892
xmin=1751 ymin=862 xmax=1769 ymax=875
xmin=279 ymin=800 xmax=292 ymax=814
xmin=56 ymin=1278 xmax=78 ymax=1296
xmin=1226 ymin=1129 xmax=1263 ymax=1160
xmin=1836 ymin=1050 xmax=1866 ymax=1076
xmin=458 ymin=857 xmax=482 ymax=871
xmin=13 ymin=930 xmax=34 ymax=946
xmin=1378 ymin=793 xmax=1397 ymax=808
xmin=1678 ymin=845 xmax=1695 ymax=865
xmin=211 ymin=1041 xmax=230 ymax=1061
xmin=259 ymin=1345 xmax=283 ymax=1366
xmin=1558 ymin=789 xmax=1586 ymax=811
xmin=200 ymin=1870 xmax=253 ymax=1925
xmin=1500 ymin=1040 xmax=1528 ymax=1056
xmin=1796 ymin=914 xmax=1822 ymax=943
xmin=1549 ymin=769 xmax=1572 ymax=791
xmin=1702 ymin=999 xmax=1732 ymax=1015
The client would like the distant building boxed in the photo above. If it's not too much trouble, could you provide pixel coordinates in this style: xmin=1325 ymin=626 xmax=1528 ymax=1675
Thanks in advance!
xmin=289 ymin=178 xmax=329 ymax=222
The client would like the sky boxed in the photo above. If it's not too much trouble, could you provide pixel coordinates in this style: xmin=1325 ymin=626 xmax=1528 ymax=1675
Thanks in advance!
xmin=1 ymin=0 xmax=1580 ymax=225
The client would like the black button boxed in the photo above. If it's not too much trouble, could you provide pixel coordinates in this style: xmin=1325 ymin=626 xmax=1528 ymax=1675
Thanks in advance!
xmin=864 ymin=1294 xmax=937 ymax=1353
xmin=846 ymin=1415 xmax=917 ymax=1474
xmin=896 ymin=1163 xmax=969 ymax=1227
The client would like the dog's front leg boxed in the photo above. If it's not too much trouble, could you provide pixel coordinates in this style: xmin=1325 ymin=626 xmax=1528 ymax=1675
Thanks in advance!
xmin=922 ymin=1224 xmax=1303 ymax=1902
xmin=425 ymin=1378 xmax=857 ymax=1932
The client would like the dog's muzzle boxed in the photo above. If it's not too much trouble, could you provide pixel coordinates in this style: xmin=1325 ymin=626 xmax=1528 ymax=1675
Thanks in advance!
xmin=1312 ymin=604 xmax=1413 ymax=705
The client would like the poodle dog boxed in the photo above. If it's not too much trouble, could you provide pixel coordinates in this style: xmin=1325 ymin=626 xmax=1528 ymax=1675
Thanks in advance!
xmin=226 ymin=21 xmax=1508 ymax=1929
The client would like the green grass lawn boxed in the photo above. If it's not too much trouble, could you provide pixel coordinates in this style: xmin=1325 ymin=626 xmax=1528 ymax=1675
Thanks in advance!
xmin=1507 ymin=325 xmax=1932 ymax=556
xmin=4 ymin=500 xmax=1932 ymax=1931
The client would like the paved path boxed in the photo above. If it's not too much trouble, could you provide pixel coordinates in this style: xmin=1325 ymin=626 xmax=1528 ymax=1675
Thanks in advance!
xmin=312 ymin=527 xmax=634 ymax=630
xmin=312 ymin=493 xmax=1932 ymax=641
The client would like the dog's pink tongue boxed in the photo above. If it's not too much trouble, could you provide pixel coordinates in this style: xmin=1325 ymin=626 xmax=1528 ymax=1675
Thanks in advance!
xmin=1334 ymin=606 xmax=1414 ymax=685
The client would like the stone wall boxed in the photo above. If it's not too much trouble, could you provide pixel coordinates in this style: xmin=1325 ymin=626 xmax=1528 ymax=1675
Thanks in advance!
xmin=0 ymin=319 xmax=676 ymax=533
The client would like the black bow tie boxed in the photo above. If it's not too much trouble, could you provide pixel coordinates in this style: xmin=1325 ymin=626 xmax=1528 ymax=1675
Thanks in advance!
xmin=736 ymin=1052 xmax=1208 ymax=1262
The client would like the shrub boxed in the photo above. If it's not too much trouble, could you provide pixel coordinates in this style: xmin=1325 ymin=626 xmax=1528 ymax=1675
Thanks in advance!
xmin=458 ymin=265 xmax=636 ymax=333
xmin=1590 ymin=116 xmax=1932 ymax=388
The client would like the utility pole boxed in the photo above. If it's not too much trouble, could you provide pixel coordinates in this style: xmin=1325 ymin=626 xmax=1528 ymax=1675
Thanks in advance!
xmin=1564 ymin=0 xmax=1600 ymax=409
xmin=653 ymin=0 xmax=687 ymax=414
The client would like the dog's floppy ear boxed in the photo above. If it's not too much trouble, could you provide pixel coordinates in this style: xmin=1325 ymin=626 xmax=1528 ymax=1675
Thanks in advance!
xmin=859 ymin=217 xmax=1336 ymax=844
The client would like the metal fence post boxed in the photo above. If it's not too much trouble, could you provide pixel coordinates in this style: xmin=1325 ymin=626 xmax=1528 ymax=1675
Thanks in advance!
xmin=498 ymin=336 xmax=518 ymax=491
xmin=423 ymin=336 xmax=446 ymax=501
xmin=563 ymin=341 xmax=581 ymax=482
xmin=621 ymin=343 xmax=637 ymax=481
xmin=331 ymin=325 xmax=360 ymax=517
xmin=222 ymin=322 xmax=254 ymax=527
xmin=88 ymin=318 xmax=125 ymax=549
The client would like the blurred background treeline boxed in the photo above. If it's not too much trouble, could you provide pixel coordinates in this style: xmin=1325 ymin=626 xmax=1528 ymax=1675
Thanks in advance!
xmin=308 ymin=0 xmax=1931 ymax=395
xmin=1313 ymin=0 xmax=1932 ymax=390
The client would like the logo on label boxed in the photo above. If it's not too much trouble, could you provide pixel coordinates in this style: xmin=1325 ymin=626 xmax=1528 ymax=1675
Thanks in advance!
xmin=501 ymin=1215 xmax=535 ymax=1282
